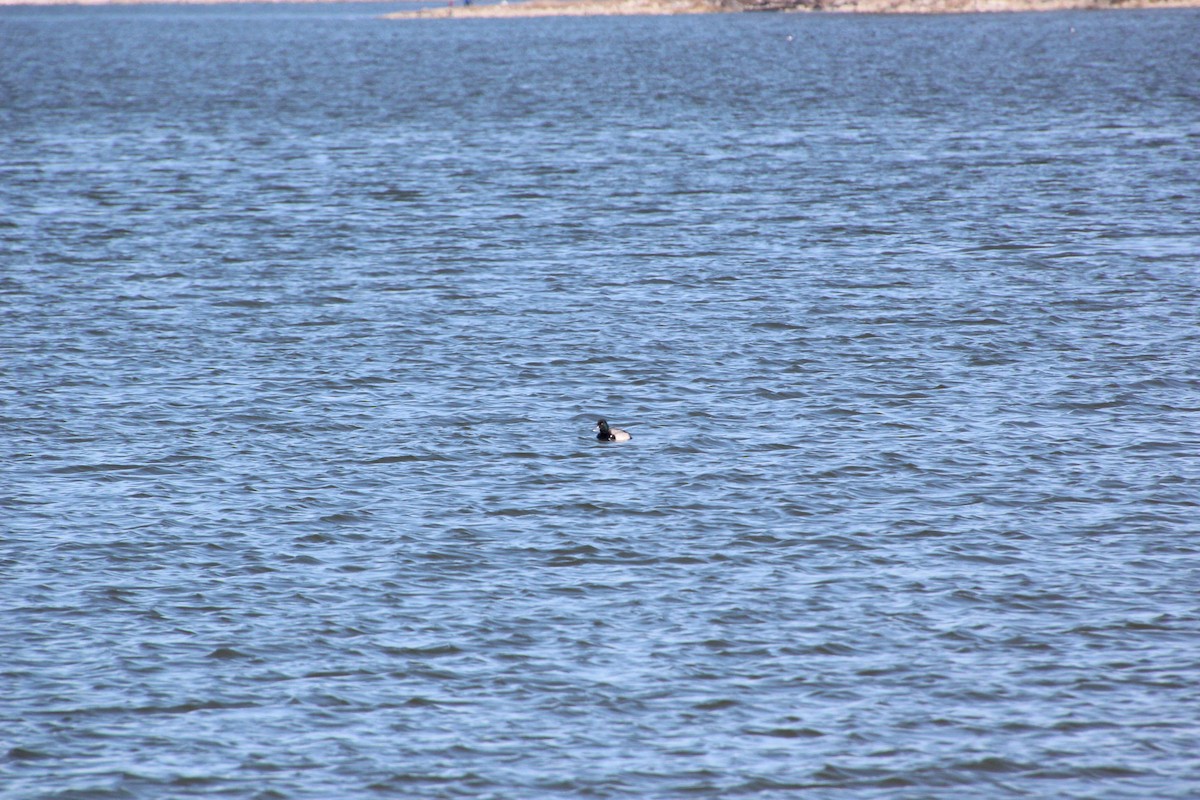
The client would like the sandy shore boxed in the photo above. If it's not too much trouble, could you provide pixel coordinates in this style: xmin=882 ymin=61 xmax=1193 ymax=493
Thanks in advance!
xmin=386 ymin=0 xmax=1200 ymax=17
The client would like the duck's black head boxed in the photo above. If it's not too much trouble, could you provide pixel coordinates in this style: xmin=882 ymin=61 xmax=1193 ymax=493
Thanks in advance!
xmin=596 ymin=419 xmax=613 ymax=441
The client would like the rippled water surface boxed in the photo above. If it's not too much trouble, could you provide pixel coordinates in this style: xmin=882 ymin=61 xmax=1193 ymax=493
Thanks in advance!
xmin=2 ymin=5 xmax=1200 ymax=798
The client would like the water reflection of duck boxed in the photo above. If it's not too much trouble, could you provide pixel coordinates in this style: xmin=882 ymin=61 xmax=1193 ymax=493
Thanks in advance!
xmin=594 ymin=419 xmax=631 ymax=442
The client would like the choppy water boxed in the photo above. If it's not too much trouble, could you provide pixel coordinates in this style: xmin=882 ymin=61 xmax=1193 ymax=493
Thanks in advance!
xmin=2 ymin=5 xmax=1200 ymax=798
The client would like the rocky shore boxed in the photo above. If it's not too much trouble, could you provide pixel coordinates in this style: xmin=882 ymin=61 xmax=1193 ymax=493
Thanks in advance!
xmin=386 ymin=0 xmax=1199 ymax=18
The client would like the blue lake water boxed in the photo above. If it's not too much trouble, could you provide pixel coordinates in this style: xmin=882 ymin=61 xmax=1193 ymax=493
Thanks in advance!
xmin=2 ymin=4 xmax=1199 ymax=798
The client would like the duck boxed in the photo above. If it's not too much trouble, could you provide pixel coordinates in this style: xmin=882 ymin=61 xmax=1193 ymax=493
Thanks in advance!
xmin=594 ymin=419 xmax=631 ymax=442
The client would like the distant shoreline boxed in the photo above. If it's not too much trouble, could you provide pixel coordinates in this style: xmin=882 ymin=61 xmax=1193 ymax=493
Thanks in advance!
xmin=387 ymin=0 xmax=1200 ymax=18
xmin=4 ymin=0 xmax=1198 ymax=11
xmin=385 ymin=0 xmax=1200 ymax=17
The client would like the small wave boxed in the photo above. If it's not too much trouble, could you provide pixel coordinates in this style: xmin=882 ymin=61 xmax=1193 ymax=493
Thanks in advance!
xmin=380 ymin=644 xmax=463 ymax=658
xmin=746 ymin=726 xmax=826 ymax=739
xmin=51 ymin=463 xmax=143 ymax=474
xmin=367 ymin=454 xmax=451 ymax=464
xmin=207 ymin=647 xmax=250 ymax=660
xmin=5 ymin=747 xmax=52 ymax=761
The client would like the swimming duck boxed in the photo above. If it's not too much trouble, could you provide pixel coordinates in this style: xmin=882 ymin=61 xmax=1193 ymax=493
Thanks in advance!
xmin=595 ymin=419 xmax=631 ymax=442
